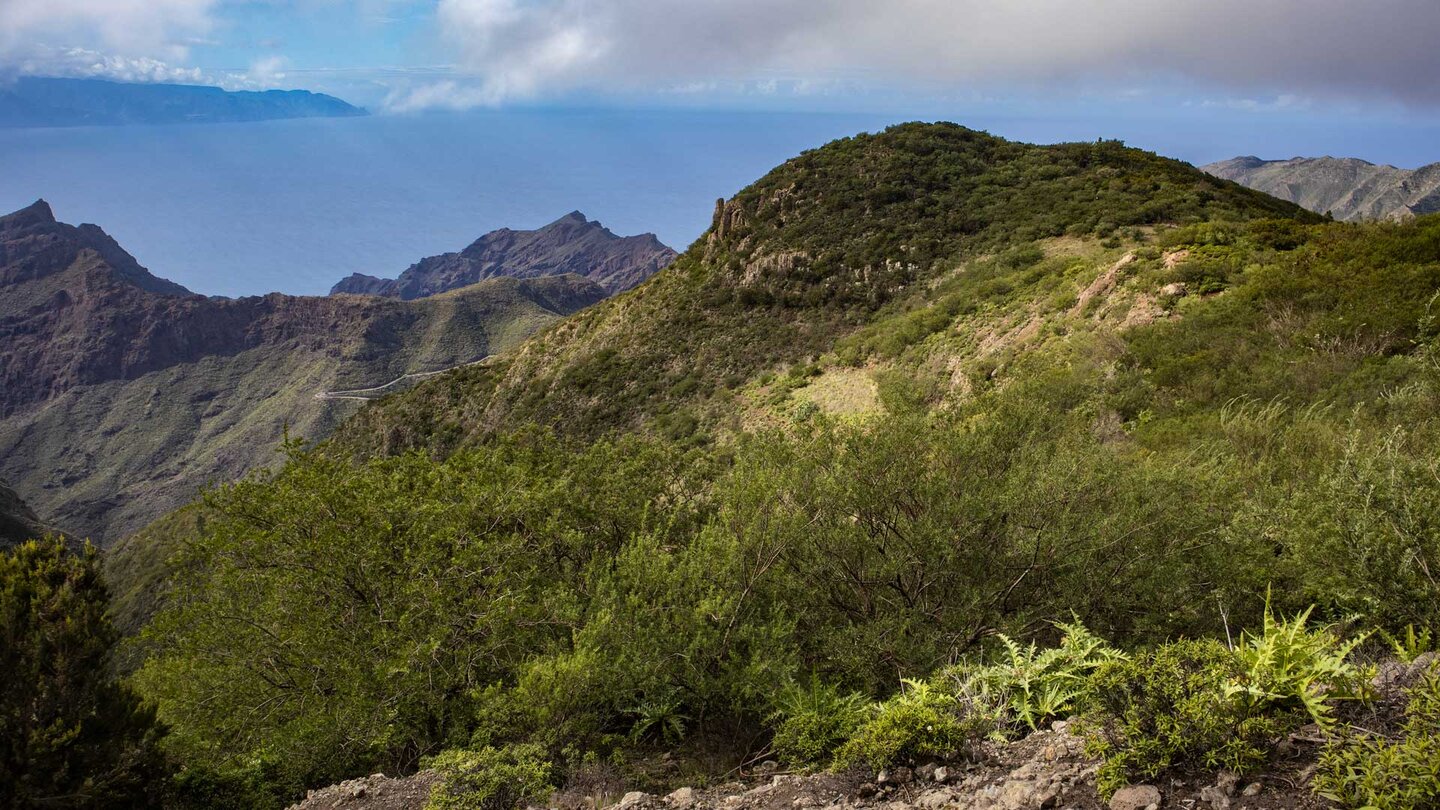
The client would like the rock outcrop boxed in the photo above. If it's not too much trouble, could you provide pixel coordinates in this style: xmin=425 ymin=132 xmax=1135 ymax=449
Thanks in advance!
xmin=331 ymin=211 xmax=676 ymax=298
xmin=1203 ymin=155 xmax=1440 ymax=222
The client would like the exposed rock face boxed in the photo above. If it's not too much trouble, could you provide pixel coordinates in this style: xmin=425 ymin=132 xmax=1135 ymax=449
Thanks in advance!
xmin=1203 ymin=156 xmax=1440 ymax=221
xmin=0 ymin=201 xmax=606 ymax=543
xmin=0 ymin=479 xmax=52 ymax=548
xmin=331 ymin=211 xmax=676 ymax=298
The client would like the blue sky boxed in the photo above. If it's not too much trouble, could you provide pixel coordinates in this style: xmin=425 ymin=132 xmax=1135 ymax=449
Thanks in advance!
xmin=3 ymin=1 xmax=1440 ymax=167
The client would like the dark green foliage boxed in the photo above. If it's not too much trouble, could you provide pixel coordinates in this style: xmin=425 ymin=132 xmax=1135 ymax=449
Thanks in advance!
xmin=0 ymin=538 xmax=168 ymax=808
xmin=426 ymin=744 xmax=553 ymax=810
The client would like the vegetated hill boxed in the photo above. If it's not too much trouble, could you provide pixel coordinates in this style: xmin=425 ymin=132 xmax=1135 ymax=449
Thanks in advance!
xmin=0 ymin=479 xmax=52 ymax=548
xmin=111 ymin=123 xmax=1440 ymax=807
xmin=1204 ymin=155 xmax=1440 ymax=221
xmin=0 ymin=76 xmax=366 ymax=128
xmin=335 ymin=123 xmax=1318 ymax=455
xmin=0 ymin=200 xmax=606 ymax=543
xmin=331 ymin=211 xmax=676 ymax=298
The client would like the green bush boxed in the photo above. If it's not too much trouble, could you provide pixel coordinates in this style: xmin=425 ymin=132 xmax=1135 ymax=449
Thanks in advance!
xmin=1226 ymin=604 xmax=1371 ymax=729
xmin=0 ymin=538 xmax=169 ymax=808
xmin=1083 ymin=640 xmax=1288 ymax=797
xmin=957 ymin=620 xmax=1124 ymax=733
xmin=426 ymin=744 xmax=553 ymax=810
xmin=768 ymin=676 xmax=870 ymax=766
xmin=834 ymin=679 xmax=994 ymax=769
xmin=1315 ymin=664 xmax=1440 ymax=809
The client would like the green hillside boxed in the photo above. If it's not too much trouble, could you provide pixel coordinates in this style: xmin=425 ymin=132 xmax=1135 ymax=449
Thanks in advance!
xmin=100 ymin=124 xmax=1440 ymax=807
xmin=0 ymin=274 xmax=601 ymax=543
xmin=335 ymin=123 xmax=1316 ymax=454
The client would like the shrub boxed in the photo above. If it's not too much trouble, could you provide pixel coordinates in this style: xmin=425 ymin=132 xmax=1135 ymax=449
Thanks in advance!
xmin=1226 ymin=604 xmax=1371 ymax=730
xmin=0 ymin=539 xmax=169 ymax=808
xmin=426 ymin=744 xmax=553 ymax=810
xmin=768 ymin=676 xmax=870 ymax=766
xmin=1315 ymin=664 xmax=1440 ymax=809
xmin=1083 ymin=640 xmax=1288 ymax=797
xmin=834 ymin=678 xmax=995 ymax=770
xmin=958 ymin=620 xmax=1125 ymax=733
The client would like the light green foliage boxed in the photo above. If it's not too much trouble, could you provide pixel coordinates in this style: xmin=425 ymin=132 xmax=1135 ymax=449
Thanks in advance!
xmin=833 ymin=679 xmax=993 ymax=770
xmin=426 ymin=744 xmax=553 ymax=810
xmin=133 ymin=432 xmax=703 ymax=793
xmin=1226 ymin=604 xmax=1371 ymax=729
xmin=0 ymin=538 xmax=169 ymax=807
xmin=1316 ymin=665 xmax=1440 ymax=810
xmin=1381 ymin=626 xmax=1438 ymax=663
xmin=768 ymin=676 xmax=871 ymax=766
xmin=1084 ymin=640 xmax=1286 ymax=797
xmin=959 ymin=621 xmax=1125 ymax=733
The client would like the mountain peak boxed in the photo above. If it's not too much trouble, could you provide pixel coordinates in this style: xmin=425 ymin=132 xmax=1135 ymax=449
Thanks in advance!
xmin=331 ymin=213 xmax=677 ymax=298
xmin=0 ymin=201 xmax=193 ymax=296
xmin=0 ymin=199 xmax=58 ymax=232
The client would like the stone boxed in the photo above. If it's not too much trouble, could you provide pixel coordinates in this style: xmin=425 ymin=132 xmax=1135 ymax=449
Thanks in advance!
xmin=1241 ymin=783 xmax=1263 ymax=798
xmin=1109 ymin=784 xmax=1162 ymax=810
xmin=667 ymin=787 xmax=698 ymax=809
xmin=1050 ymin=720 xmax=1070 ymax=734
xmin=619 ymin=792 xmax=653 ymax=809
xmin=932 ymin=767 xmax=952 ymax=784
xmin=1199 ymin=785 xmax=1231 ymax=810
xmin=794 ymin=798 xmax=818 ymax=809
xmin=1160 ymin=282 xmax=1188 ymax=297
xmin=892 ymin=767 xmax=914 ymax=785
xmin=916 ymin=763 xmax=939 ymax=782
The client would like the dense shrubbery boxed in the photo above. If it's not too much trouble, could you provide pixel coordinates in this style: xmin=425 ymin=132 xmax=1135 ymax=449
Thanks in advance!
xmin=112 ymin=134 xmax=1440 ymax=808
xmin=1 ymin=539 xmax=169 ymax=807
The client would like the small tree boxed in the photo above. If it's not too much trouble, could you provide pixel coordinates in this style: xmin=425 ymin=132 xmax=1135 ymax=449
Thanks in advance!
xmin=0 ymin=538 xmax=168 ymax=808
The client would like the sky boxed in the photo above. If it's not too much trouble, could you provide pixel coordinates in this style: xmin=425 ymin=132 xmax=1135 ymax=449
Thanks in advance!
xmin=3 ymin=1 xmax=1440 ymax=165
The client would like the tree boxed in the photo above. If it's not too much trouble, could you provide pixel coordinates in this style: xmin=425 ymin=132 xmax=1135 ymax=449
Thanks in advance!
xmin=0 ymin=538 xmax=168 ymax=808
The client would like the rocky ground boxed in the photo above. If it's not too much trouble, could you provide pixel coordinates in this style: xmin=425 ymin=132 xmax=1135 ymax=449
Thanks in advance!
xmin=289 ymin=721 xmax=1330 ymax=810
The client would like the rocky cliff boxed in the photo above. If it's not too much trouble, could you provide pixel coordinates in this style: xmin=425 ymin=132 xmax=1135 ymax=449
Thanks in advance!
xmin=331 ymin=211 xmax=676 ymax=298
xmin=0 ymin=201 xmax=607 ymax=543
xmin=1203 ymin=155 xmax=1440 ymax=221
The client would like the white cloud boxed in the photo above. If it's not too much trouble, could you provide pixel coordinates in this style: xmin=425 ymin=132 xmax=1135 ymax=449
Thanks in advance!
xmin=5 ymin=47 xmax=207 ymax=84
xmin=415 ymin=0 xmax=1440 ymax=109
xmin=0 ymin=0 xmax=217 ymax=72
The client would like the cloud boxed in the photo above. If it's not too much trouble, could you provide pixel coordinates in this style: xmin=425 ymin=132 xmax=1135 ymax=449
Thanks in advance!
xmin=0 ymin=0 xmax=217 ymax=82
xmin=416 ymin=0 xmax=1440 ymax=109
xmin=3 ymin=46 xmax=206 ymax=84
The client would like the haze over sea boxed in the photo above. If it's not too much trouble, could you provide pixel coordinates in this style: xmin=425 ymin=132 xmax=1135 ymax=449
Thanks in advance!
xmin=4 ymin=106 xmax=1439 ymax=298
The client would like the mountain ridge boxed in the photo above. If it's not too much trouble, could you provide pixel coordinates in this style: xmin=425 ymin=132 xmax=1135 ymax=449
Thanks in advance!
xmin=334 ymin=123 xmax=1321 ymax=456
xmin=0 ymin=201 xmax=608 ymax=542
xmin=330 ymin=211 xmax=676 ymax=298
xmin=1203 ymin=154 xmax=1440 ymax=221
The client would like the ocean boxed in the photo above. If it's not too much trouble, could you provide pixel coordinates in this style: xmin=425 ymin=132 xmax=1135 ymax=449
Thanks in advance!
xmin=0 ymin=109 xmax=899 ymax=297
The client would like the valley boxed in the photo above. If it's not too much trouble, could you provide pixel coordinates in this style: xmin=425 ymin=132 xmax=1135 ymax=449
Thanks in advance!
xmin=0 ymin=201 xmax=667 ymax=543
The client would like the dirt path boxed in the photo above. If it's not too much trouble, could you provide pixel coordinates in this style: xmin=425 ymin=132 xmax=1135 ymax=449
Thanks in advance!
xmin=315 ymin=358 xmax=490 ymax=401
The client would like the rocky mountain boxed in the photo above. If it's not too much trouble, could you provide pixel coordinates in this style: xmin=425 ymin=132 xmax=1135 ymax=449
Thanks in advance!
xmin=0 ymin=200 xmax=606 ymax=543
xmin=0 ymin=480 xmax=51 ymax=548
xmin=0 ymin=77 xmax=366 ymax=128
xmin=1202 ymin=155 xmax=1440 ymax=221
xmin=331 ymin=211 xmax=676 ymax=298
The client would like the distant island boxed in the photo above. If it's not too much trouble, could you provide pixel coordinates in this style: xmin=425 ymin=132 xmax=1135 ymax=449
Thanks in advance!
xmin=0 ymin=76 xmax=367 ymax=128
